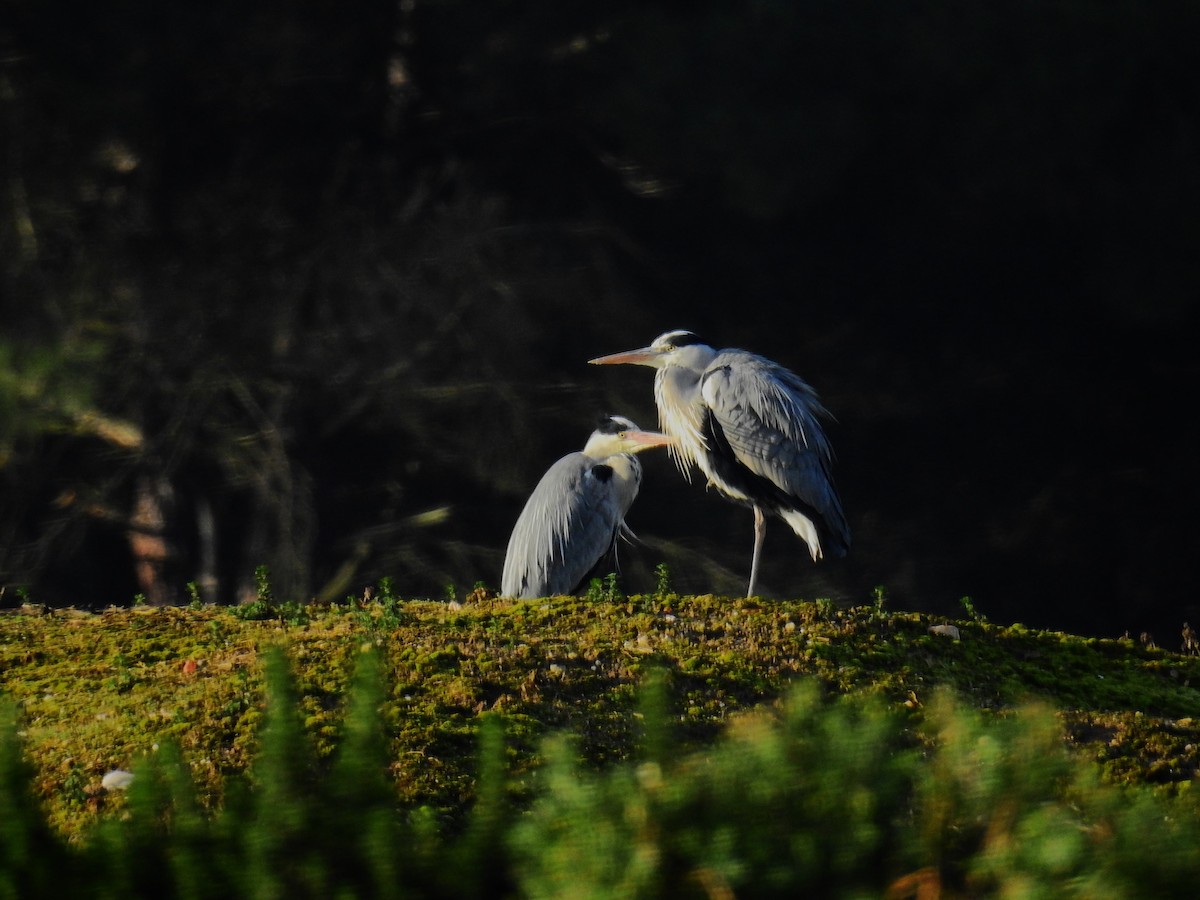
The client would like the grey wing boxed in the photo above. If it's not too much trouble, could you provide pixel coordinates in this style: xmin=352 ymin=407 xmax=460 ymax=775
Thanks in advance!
xmin=701 ymin=352 xmax=848 ymax=537
xmin=501 ymin=453 xmax=629 ymax=598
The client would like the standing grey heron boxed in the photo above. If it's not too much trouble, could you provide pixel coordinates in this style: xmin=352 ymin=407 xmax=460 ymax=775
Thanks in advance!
xmin=589 ymin=330 xmax=849 ymax=597
xmin=501 ymin=415 xmax=675 ymax=599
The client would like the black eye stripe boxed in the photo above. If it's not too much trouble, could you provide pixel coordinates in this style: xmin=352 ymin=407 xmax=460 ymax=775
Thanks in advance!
xmin=654 ymin=329 xmax=704 ymax=349
xmin=596 ymin=415 xmax=638 ymax=434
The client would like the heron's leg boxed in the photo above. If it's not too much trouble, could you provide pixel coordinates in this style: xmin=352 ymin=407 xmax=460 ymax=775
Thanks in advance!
xmin=747 ymin=505 xmax=766 ymax=597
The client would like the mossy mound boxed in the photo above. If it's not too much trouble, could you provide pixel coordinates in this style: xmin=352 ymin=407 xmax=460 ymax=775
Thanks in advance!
xmin=2 ymin=594 xmax=1198 ymax=838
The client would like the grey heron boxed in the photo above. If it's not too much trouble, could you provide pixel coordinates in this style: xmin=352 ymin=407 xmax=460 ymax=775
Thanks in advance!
xmin=589 ymin=330 xmax=849 ymax=597
xmin=501 ymin=415 xmax=675 ymax=599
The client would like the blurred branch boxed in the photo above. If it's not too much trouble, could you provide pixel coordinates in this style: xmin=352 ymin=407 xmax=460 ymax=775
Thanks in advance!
xmin=69 ymin=410 xmax=144 ymax=450
xmin=0 ymin=74 xmax=37 ymax=261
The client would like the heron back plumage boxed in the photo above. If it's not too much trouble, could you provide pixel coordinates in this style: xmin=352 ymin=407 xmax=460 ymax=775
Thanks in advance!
xmin=501 ymin=451 xmax=642 ymax=598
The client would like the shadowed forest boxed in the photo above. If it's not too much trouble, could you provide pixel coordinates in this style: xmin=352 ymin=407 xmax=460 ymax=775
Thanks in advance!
xmin=2 ymin=1 xmax=1197 ymax=640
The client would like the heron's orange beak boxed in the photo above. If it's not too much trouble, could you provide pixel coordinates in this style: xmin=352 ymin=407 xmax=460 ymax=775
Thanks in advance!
xmin=588 ymin=346 xmax=660 ymax=366
xmin=624 ymin=430 xmax=675 ymax=450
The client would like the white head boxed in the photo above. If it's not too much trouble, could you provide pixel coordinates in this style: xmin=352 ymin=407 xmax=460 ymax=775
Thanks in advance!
xmin=581 ymin=415 xmax=675 ymax=459
xmin=588 ymin=330 xmax=718 ymax=372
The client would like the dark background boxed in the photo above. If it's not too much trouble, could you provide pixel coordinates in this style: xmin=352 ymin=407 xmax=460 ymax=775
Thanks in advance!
xmin=2 ymin=1 xmax=1197 ymax=641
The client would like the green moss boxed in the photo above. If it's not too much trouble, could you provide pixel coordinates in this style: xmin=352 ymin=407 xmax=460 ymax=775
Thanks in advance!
xmin=3 ymin=597 xmax=1200 ymax=839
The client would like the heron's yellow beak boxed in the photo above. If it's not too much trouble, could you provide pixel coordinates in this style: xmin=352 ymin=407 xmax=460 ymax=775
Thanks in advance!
xmin=588 ymin=346 xmax=661 ymax=367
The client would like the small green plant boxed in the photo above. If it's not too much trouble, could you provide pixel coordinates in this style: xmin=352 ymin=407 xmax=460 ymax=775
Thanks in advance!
xmin=132 ymin=593 xmax=147 ymax=608
xmin=444 ymin=583 xmax=458 ymax=604
xmin=871 ymin=585 xmax=888 ymax=620
xmin=206 ymin=618 xmax=227 ymax=645
xmin=254 ymin=565 xmax=273 ymax=605
xmin=653 ymin=563 xmax=673 ymax=599
xmin=357 ymin=578 xmax=406 ymax=631
xmin=376 ymin=576 xmax=397 ymax=605
xmin=59 ymin=762 xmax=90 ymax=809
xmin=585 ymin=572 xmax=622 ymax=603
xmin=959 ymin=595 xmax=987 ymax=624
xmin=275 ymin=601 xmax=312 ymax=627
xmin=604 ymin=572 xmax=621 ymax=601
xmin=232 ymin=566 xmax=278 ymax=620
xmin=232 ymin=599 xmax=274 ymax=621
xmin=186 ymin=581 xmax=203 ymax=608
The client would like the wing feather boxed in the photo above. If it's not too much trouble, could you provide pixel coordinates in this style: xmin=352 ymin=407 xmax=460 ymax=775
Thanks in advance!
xmin=701 ymin=351 xmax=849 ymax=550
xmin=501 ymin=453 xmax=630 ymax=598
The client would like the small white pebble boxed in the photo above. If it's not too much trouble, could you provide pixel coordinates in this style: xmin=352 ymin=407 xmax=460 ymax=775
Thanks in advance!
xmin=101 ymin=770 xmax=135 ymax=791
xmin=784 ymin=621 xmax=796 ymax=632
xmin=928 ymin=624 xmax=960 ymax=640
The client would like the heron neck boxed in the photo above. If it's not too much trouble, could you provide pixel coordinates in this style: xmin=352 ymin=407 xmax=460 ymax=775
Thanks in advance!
xmin=654 ymin=366 xmax=707 ymax=476
xmin=604 ymin=453 xmax=643 ymax=515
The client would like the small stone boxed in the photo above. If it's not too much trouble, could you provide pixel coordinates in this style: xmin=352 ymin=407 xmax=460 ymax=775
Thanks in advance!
xmin=928 ymin=624 xmax=961 ymax=640
xmin=101 ymin=769 xmax=135 ymax=791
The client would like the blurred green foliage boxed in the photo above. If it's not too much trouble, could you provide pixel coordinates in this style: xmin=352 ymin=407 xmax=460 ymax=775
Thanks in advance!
xmin=3 ymin=642 xmax=1200 ymax=898
xmin=3 ymin=595 xmax=1200 ymax=854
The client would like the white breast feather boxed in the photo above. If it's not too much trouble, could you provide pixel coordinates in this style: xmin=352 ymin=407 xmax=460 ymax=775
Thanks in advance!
xmin=654 ymin=367 xmax=708 ymax=481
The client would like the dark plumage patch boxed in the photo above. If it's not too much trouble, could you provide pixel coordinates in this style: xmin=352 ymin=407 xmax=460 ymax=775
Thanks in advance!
xmin=659 ymin=330 xmax=705 ymax=348
xmin=702 ymin=408 xmax=774 ymax=507
xmin=596 ymin=415 xmax=637 ymax=435
xmin=590 ymin=463 xmax=614 ymax=483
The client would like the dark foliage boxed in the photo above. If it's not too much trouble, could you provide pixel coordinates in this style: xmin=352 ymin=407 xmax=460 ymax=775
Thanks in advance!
xmin=1 ymin=1 xmax=1198 ymax=639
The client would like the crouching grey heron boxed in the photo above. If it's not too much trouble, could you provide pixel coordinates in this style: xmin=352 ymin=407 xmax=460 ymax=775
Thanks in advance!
xmin=501 ymin=415 xmax=674 ymax=599
xmin=590 ymin=330 xmax=849 ymax=597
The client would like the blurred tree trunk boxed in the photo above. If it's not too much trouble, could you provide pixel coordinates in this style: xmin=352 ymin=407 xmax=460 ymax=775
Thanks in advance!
xmin=195 ymin=497 xmax=219 ymax=604
xmin=127 ymin=473 xmax=175 ymax=605
xmin=227 ymin=382 xmax=315 ymax=605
